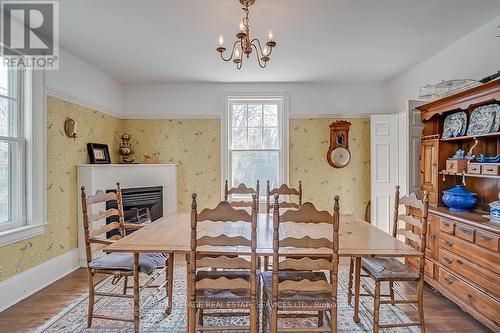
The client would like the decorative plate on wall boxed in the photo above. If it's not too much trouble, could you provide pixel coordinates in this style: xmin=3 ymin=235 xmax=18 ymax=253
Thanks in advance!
xmin=442 ymin=112 xmax=467 ymax=138
xmin=466 ymin=106 xmax=497 ymax=136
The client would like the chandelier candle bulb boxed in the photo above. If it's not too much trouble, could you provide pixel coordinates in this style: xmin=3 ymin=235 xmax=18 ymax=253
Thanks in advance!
xmin=215 ymin=0 xmax=276 ymax=69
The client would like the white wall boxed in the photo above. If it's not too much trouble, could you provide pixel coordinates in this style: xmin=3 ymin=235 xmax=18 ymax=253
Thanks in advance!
xmin=122 ymin=81 xmax=388 ymax=118
xmin=45 ymin=48 xmax=123 ymax=116
xmin=387 ymin=14 xmax=500 ymax=112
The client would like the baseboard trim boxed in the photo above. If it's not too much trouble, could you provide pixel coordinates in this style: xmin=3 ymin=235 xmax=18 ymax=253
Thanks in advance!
xmin=0 ymin=248 xmax=80 ymax=312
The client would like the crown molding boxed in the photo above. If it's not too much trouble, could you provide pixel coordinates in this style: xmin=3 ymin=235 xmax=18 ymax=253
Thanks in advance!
xmin=45 ymin=87 xmax=122 ymax=119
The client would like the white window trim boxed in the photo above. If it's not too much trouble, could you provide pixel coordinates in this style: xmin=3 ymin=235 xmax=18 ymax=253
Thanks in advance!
xmin=220 ymin=92 xmax=289 ymax=200
xmin=0 ymin=70 xmax=46 ymax=247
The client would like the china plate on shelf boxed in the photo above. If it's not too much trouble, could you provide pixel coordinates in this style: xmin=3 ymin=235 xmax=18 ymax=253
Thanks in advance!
xmin=442 ymin=111 xmax=467 ymax=138
xmin=467 ymin=105 xmax=497 ymax=136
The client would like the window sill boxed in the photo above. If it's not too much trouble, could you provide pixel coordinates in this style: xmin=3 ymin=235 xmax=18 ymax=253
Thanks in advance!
xmin=0 ymin=224 xmax=45 ymax=247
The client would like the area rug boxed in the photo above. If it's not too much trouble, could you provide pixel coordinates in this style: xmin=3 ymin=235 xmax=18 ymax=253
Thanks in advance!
xmin=34 ymin=267 xmax=420 ymax=333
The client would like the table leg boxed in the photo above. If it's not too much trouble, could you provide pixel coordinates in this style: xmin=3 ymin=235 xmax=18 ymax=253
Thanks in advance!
xmin=133 ymin=253 xmax=140 ymax=332
xmin=353 ymin=256 xmax=361 ymax=323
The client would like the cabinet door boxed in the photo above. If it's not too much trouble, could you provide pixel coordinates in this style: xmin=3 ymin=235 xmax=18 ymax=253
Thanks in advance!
xmin=420 ymin=140 xmax=438 ymax=192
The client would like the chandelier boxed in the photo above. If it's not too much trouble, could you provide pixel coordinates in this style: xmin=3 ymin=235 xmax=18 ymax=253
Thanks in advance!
xmin=216 ymin=0 xmax=277 ymax=70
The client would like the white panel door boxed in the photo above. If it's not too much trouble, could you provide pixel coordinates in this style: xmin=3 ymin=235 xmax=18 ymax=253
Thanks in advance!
xmin=371 ymin=114 xmax=398 ymax=234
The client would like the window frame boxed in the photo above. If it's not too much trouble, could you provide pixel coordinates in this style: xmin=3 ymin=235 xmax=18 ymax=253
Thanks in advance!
xmin=0 ymin=50 xmax=46 ymax=246
xmin=221 ymin=92 xmax=289 ymax=200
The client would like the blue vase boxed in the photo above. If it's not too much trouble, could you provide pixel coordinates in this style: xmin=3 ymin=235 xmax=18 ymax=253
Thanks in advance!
xmin=442 ymin=185 xmax=477 ymax=213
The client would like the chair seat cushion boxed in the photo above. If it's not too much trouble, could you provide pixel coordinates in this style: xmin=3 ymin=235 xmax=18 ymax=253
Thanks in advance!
xmin=361 ymin=257 xmax=419 ymax=281
xmin=89 ymin=253 xmax=168 ymax=275
xmin=261 ymin=271 xmax=335 ymax=309
xmin=195 ymin=270 xmax=258 ymax=308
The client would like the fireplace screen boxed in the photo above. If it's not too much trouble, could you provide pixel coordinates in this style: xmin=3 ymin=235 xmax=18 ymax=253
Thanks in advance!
xmin=106 ymin=186 xmax=163 ymax=237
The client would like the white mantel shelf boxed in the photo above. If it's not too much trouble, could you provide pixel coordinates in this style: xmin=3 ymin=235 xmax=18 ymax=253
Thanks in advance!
xmin=77 ymin=163 xmax=177 ymax=266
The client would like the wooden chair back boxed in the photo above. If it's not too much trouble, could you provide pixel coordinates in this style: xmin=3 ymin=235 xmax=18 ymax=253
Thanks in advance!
xmin=189 ymin=194 xmax=258 ymax=294
xmin=80 ymin=183 xmax=125 ymax=264
xmin=266 ymin=181 xmax=302 ymax=213
xmin=271 ymin=194 xmax=339 ymax=296
xmin=392 ymin=186 xmax=429 ymax=273
xmin=224 ymin=180 xmax=260 ymax=210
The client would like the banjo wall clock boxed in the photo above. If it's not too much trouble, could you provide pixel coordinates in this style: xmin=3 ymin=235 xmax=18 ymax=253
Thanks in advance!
xmin=327 ymin=120 xmax=352 ymax=168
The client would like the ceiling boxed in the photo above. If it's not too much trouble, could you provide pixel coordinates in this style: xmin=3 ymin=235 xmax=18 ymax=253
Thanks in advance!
xmin=58 ymin=0 xmax=500 ymax=83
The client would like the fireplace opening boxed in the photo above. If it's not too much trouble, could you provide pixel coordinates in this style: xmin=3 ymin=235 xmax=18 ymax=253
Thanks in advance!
xmin=106 ymin=186 xmax=163 ymax=237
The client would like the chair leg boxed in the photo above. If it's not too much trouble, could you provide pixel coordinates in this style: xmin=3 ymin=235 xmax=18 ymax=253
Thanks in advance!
xmin=271 ymin=302 xmax=278 ymax=333
xmin=122 ymin=276 xmax=128 ymax=295
xmin=347 ymin=257 xmax=354 ymax=305
xmin=373 ymin=280 xmax=381 ymax=333
xmin=197 ymin=308 xmax=204 ymax=333
xmin=389 ymin=281 xmax=395 ymax=305
xmin=262 ymin=292 xmax=268 ymax=333
xmin=166 ymin=254 xmax=174 ymax=314
xmin=133 ymin=253 xmax=140 ymax=333
xmin=318 ymin=311 xmax=324 ymax=327
xmin=250 ymin=302 xmax=258 ymax=333
xmin=86 ymin=269 xmax=95 ymax=328
xmin=417 ymin=277 xmax=426 ymax=333
xmin=330 ymin=306 xmax=337 ymax=333
xmin=353 ymin=257 xmax=361 ymax=323
xmin=264 ymin=256 xmax=269 ymax=271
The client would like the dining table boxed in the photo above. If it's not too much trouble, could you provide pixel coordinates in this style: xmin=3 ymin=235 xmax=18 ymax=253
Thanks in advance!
xmin=104 ymin=212 xmax=422 ymax=332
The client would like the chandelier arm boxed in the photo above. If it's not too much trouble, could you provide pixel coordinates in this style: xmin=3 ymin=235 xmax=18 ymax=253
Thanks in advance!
xmin=250 ymin=38 xmax=264 ymax=57
xmin=251 ymin=38 xmax=274 ymax=58
xmin=251 ymin=42 xmax=267 ymax=68
xmin=220 ymin=40 xmax=241 ymax=62
xmin=237 ymin=41 xmax=244 ymax=70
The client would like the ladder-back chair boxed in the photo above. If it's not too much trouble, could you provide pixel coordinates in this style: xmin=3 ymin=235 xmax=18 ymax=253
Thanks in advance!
xmin=262 ymin=194 xmax=340 ymax=333
xmin=224 ymin=180 xmax=260 ymax=211
xmin=81 ymin=183 xmax=173 ymax=330
xmin=353 ymin=186 xmax=429 ymax=333
xmin=266 ymin=181 xmax=302 ymax=214
xmin=188 ymin=194 xmax=258 ymax=333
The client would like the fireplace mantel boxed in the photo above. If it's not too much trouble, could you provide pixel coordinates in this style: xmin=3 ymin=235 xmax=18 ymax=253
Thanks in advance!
xmin=77 ymin=164 xmax=177 ymax=266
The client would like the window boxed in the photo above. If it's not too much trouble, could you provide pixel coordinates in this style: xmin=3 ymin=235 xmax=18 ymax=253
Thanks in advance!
xmin=0 ymin=53 xmax=45 ymax=245
xmin=222 ymin=94 xmax=289 ymax=198
xmin=0 ymin=58 xmax=24 ymax=232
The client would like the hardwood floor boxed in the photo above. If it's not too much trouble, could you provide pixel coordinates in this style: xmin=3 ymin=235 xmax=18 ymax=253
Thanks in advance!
xmin=0 ymin=260 xmax=492 ymax=333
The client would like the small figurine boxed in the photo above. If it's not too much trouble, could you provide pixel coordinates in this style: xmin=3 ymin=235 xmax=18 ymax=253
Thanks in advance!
xmin=118 ymin=133 xmax=135 ymax=163
xmin=144 ymin=152 xmax=158 ymax=164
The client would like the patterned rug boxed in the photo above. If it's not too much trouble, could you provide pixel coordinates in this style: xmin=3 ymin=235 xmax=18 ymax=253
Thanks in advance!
xmin=34 ymin=267 xmax=420 ymax=333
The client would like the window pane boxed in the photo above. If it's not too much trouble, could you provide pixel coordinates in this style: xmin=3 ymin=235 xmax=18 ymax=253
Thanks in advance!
xmin=232 ymin=150 xmax=279 ymax=197
xmin=231 ymin=127 xmax=247 ymax=149
xmin=0 ymin=140 xmax=22 ymax=225
xmin=0 ymin=97 xmax=17 ymax=137
xmin=231 ymin=104 xmax=247 ymax=127
xmin=263 ymin=104 xmax=278 ymax=127
xmin=247 ymin=104 xmax=262 ymax=127
xmin=0 ymin=60 xmax=17 ymax=98
xmin=263 ymin=127 xmax=279 ymax=148
xmin=248 ymin=128 xmax=262 ymax=149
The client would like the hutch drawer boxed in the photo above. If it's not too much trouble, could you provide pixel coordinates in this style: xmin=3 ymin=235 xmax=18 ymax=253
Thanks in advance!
xmin=439 ymin=268 xmax=500 ymax=327
xmin=476 ymin=230 xmax=499 ymax=252
xmin=439 ymin=218 xmax=455 ymax=234
xmin=482 ymin=164 xmax=500 ymax=175
xmin=440 ymin=233 xmax=500 ymax=273
xmin=455 ymin=224 xmax=475 ymax=242
xmin=439 ymin=248 xmax=500 ymax=299
xmin=467 ymin=163 xmax=481 ymax=174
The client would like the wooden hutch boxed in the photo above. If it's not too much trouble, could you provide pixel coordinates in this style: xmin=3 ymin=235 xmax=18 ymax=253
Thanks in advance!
xmin=415 ymin=79 xmax=500 ymax=332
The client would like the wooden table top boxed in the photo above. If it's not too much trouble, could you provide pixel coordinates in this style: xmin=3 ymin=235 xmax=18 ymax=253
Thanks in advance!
xmin=105 ymin=213 xmax=421 ymax=257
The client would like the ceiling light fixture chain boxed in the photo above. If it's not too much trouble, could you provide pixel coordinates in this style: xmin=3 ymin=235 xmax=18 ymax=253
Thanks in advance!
xmin=216 ymin=0 xmax=276 ymax=70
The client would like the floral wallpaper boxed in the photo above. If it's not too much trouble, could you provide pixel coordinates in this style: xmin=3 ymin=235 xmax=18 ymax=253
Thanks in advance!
xmin=122 ymin=119 xmax=221 ymax=212
xmin=289 ymin=118 xmax=371 ymax=216
xmin=0 ymin=96 xmax=122 ymax=282
xmin=123 ymin=118 xmax=370 ymax=216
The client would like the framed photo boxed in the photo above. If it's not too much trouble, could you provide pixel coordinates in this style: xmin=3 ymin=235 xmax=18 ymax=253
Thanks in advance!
xmin=87 ymin=143 xmax=111 ymax=164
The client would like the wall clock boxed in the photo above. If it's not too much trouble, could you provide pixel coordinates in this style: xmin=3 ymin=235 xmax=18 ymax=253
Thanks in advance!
xmin=327 ymin=120 xmax=351 ymax=168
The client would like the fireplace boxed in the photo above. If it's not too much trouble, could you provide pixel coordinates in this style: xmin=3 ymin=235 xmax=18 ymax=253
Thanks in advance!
xmin=106 ymin=186 xmax=163 ymax=237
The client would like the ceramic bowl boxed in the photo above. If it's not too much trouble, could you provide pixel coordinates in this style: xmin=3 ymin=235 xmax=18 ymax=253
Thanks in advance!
xmin=442 ymin=185 xmax=477 ymax=212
